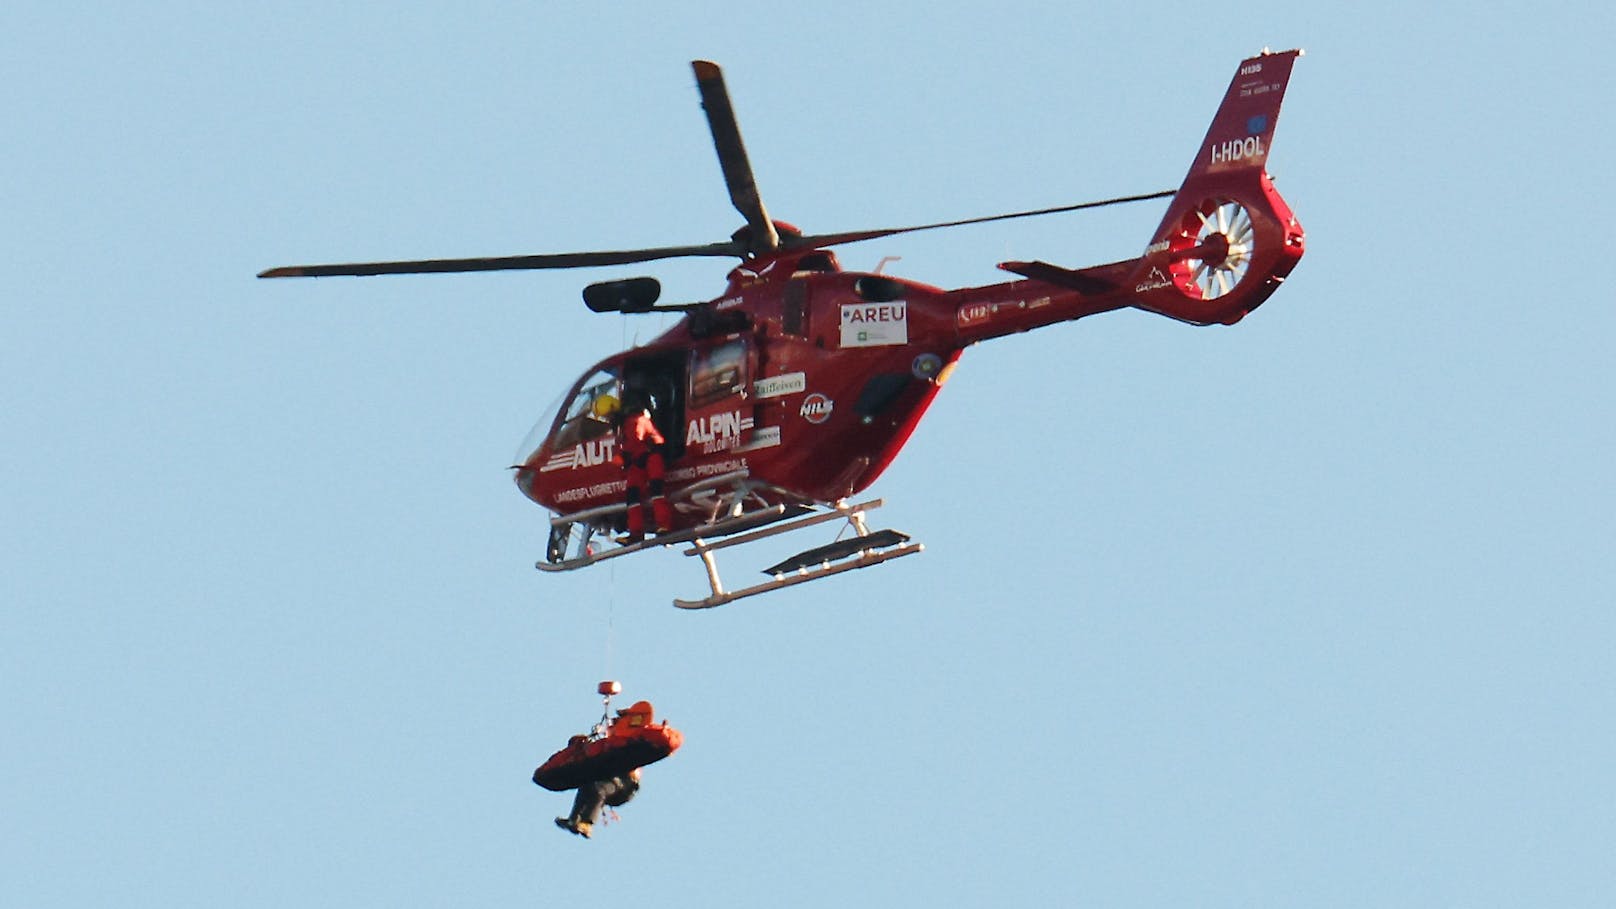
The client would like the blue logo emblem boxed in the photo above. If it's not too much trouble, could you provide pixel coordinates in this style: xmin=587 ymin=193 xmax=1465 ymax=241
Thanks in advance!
xmin=1246 ymin=115 xmax=1269 ymax=135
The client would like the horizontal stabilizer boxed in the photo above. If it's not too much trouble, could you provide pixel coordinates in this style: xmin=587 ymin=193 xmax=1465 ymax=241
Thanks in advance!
xmin=999 ymin=260 xmax=1119 ymax=295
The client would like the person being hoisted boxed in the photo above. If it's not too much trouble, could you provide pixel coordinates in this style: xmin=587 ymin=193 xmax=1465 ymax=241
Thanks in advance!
xmin=556 ymin=766 xmax=640 ymax=840
xmin=533 ymin=682 xmax=682 ymax=840
xmin=596 ymin=389 xmax=673 ymax=543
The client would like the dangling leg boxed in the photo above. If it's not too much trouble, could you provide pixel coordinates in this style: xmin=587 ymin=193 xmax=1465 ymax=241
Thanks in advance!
xmin=624 ymin=483 xmax=646 ymax=542
xmin=558 ymin=781 xmax=607 ymax=838
xmin=647 ymin=451 xmax=673 ymax=533
xmin=623 ymin=457 xmax=648 ymax=543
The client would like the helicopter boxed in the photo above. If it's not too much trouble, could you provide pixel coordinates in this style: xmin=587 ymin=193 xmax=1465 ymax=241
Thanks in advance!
xmin=260 ymin=50 xmax=1306 ymax=609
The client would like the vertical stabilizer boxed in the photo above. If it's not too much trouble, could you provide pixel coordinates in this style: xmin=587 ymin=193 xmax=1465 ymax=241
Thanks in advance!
xmin=1132 ymin=49 xmax=1306 ymax=326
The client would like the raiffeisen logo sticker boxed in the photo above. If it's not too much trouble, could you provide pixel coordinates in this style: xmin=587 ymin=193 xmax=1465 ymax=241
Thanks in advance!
xmin=753 ymin=372 xmax=806 ymax=399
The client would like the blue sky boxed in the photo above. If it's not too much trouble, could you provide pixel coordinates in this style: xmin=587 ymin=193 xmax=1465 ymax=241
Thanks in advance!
xmin=5 ymin=2 xmax=1613 ymax=906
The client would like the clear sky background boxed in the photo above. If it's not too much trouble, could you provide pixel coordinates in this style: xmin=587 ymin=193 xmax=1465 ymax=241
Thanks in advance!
xmin=6 ymin=2 xmax=1613 ymax=906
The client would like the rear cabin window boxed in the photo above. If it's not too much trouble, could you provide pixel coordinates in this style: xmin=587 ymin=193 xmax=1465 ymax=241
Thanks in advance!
xmin=689 ymin=340 xmax=747 ymax=410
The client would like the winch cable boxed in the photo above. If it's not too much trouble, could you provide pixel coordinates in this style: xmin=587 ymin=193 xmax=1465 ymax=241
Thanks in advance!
xmin=602 ymin=558 xmax=617 ymax=688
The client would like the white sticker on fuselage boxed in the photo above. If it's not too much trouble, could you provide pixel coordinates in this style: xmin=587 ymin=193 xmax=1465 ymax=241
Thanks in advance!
xmin=753 ymin=372 xmax=807 ymax=399
xmin=840 ymin=302 xmax=908 ymax=348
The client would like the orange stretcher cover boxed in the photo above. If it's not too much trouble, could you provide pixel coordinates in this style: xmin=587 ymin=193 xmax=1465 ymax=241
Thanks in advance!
xmin=531 ymin=700 xmax=683 ymax=792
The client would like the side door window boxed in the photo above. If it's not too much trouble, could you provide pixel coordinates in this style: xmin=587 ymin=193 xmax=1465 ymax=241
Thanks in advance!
xmin=684 ymin=339 xmax=752 ymax=456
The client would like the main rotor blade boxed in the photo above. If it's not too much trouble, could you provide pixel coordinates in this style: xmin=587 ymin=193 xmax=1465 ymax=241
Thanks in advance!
xmin=787 ymin=189 xmax=1178 ymax=250
xmin=258 ymin=240 xmax=744 ymax=278
xmin=692 ymin=60 xmax=778 ymax=257
xmin=257 ymin=190 xmax=1180 ymax=278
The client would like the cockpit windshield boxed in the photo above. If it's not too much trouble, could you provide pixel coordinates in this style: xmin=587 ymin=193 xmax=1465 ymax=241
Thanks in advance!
xmin=514 ymin=365 xmax=620 ymax=466
xmin=552 ymin=367 xmax=620 ymax=448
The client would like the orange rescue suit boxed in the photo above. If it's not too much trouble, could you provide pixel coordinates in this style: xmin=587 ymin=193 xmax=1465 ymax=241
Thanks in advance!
xmin=620 ymin=411 xmax=672 ymax=537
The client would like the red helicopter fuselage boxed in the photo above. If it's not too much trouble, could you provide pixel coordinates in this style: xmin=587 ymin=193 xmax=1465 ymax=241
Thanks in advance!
xmin=260 ymin=50 xmax=1307 ymax=552
xmin=515 ymin=148 xmax=1303 ymax=531
xmin=515 ymin=48 xmax=1306 ymax=531
xmin=515 ymin=253 xmax=962 ymax=523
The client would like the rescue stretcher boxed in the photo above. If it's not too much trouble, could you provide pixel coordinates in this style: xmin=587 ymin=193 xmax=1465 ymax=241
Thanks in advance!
xmin=532 ymin=700 xmax=683 ymax=792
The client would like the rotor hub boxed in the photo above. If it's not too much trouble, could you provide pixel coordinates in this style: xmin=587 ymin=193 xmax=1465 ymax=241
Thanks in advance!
xmin=1197 ymin=232 xmax=1230 ymax=269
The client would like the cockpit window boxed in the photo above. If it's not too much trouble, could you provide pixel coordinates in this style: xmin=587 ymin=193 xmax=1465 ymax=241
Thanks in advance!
xmin=551 ymin=368 xmax=620 ymax=449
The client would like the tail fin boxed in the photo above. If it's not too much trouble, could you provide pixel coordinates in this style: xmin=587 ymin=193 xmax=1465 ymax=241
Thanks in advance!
xmin=1132 ymin=49 xmax=1306 ymax=326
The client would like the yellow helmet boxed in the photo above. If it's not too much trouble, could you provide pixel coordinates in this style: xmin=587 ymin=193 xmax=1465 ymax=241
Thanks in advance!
xmin=592 ymin=393 xmax=620 ymax=418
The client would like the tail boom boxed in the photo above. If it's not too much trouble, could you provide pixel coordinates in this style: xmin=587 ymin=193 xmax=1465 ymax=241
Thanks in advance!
xmin=947 ymin=50 xmax=1306 ymax=344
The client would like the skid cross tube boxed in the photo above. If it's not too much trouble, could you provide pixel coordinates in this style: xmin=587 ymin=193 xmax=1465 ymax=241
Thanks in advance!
xmin=537 ymin=505 xmax=791 ymax=573
xmin=539 ymin=469 xmax=770 ymax=569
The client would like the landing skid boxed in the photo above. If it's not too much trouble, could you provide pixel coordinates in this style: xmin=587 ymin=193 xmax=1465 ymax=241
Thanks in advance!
xmin=533 ymin=470 xmax=921 ymax=607
xmin=538 ymin=468 xmax=795 ymax=571
xmin=673 ymin=498 xmax=923 ymax=610
xmin=535 ymin=504 xmax=807 ymax=572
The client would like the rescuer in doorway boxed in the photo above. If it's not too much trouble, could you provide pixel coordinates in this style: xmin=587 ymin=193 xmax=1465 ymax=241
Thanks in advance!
xmin=555 ymin=767 xmax=641 ymax=839
xmin=596 ymin=389 xmax=673 ymax=542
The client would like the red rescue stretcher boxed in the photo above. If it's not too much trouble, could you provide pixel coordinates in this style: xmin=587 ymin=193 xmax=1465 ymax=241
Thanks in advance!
xmin=532 ymin=700 xmax=683 ymax=792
